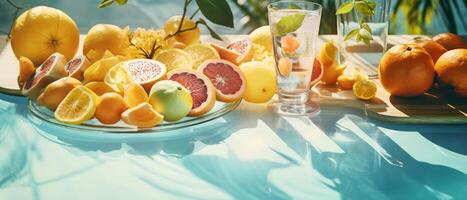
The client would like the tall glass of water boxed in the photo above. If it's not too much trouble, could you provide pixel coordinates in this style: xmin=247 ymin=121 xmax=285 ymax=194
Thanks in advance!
xmin=268 ymin=1 xmax=322 ymax=116
xmin=336 ymin=0 xmax=390 ymax=68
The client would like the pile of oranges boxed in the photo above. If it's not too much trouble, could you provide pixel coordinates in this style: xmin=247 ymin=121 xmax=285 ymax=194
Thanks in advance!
xmin=379 ymin=33 xmax=467 ymax=97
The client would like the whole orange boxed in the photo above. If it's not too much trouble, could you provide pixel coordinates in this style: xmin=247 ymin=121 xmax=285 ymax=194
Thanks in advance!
xmin=378 ymin=44 xmax=435 ymax=97
xmin=95 ymin=93 xmax=129 ymax=124
xmin=433 ymin=33 xmax=467 ymax=50
xmin=434 ymin=49 xmax=467 ymax=97
xmin=414 ymin=39 xmax=447 ymax=63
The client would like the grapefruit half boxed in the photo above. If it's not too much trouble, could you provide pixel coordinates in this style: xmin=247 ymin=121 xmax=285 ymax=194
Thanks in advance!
xmin=121 ymin=59 xmax=167 ymax=92
xmin=168 ymin=69 xmax=216 ymax=116
xmin=197 ymin=59 xmax=246 ymax=102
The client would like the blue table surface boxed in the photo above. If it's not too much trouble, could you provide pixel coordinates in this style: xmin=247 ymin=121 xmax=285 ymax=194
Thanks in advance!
xmin=1 ymin=92 xmax=466 ymax=200
xmin=1 ymin=1 xmax=467 ymax=199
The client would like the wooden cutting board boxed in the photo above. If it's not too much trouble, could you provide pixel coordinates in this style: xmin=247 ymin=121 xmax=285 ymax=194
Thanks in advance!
xmin=1 ymin=34 xmax=465 ymax=124
xmin=312 ymin=35 xmax=466 ymax=124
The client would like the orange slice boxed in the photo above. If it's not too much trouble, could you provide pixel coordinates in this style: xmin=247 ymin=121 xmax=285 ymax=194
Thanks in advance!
xmin=121 ymin=102 xmax=164 ymax=128
xmin=123 ymin=82 xmax=149 ymax=108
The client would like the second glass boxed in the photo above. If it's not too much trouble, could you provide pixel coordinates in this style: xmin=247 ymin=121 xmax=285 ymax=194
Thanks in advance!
xmin=268 ymin=1 xmax=322 ymax=116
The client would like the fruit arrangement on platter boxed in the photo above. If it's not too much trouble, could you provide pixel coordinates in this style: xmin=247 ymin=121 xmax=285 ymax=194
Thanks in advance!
xmin=12 ymin=6 xmax=278 ymax=128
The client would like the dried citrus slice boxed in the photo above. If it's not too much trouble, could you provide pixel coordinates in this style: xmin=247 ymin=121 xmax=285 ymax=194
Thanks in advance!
xmin=123 ymin=82 xmax=149 ymax=108
xmin=54 ymin=86 xmax=99 ymax=125
xmin=185 ymin=44 xmax=220 ymax=69
xmin=121 ymin=102 xmax=164 ymax=128
xmin=104 ymin=64 xmax=134 ymax=93
xmin=154 ymin=48 xmax=193 ymax=71
xmin=353 ymin=79 xmax=377 ymax=100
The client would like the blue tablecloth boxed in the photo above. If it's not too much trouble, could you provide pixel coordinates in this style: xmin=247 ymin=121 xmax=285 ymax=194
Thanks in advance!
xmin=1 ymin=92 xmax=466 ymax=200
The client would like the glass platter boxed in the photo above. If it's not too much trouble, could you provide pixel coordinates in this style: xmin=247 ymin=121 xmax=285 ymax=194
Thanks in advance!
xmin=28 ymin=99 xmax=240 ymax=142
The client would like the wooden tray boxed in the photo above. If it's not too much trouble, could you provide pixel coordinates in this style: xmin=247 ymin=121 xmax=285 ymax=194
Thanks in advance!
xmin=312 ymin=35 xmax=466 ymax=124
xmin=1 ymin=35 xmax=465 ymax=124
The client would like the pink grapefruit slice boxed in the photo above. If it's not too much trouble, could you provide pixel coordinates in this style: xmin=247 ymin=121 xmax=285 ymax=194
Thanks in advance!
xmin=210 ymin=38 xmax=254 ymax=65
xmin=197 ymin=59 xmax=246 ymax=102
xmin=210 ymin=43 xmax=241 ymax=65
xmin=121 ymin=59 xmax=167 ymax=93
xmin=310 ymin=58 xmax=323 ymax=88
xmin=167 ymin=69 xmax=216 ymax=116
xmin=64 ymin=55 xmax=90 ymax=81
xmin=226 ymin=38 xmax=254 ymax=64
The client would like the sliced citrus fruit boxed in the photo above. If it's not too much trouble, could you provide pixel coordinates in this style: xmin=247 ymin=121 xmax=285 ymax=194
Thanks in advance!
xmin=168 ymin=69 xmax=216 ymax=116
xmin=120 ymin=59 xmax=167 ymax=92
xmin=353 ymin=79 xmax=377 ymax=100
xmin=54 ymin=86 xmax=99 ymax=125
xmin=84 ymin=81 xmax=119 ymax=96
xmin=121 ymin=102 xmax=164 ymax=128
xmin=197 ymin=59 xmax=246 ymax=102
xmin=337 ymin=75 xmax=355 ymax=90
xmin=210 ymin=43 xmax=241 ymax=65
xmin=37 ymin=77 xmax=82 ymax=111
xmin=104 ymin=64 xmax=134 ymax=93
xmin=83 ymin=55 xmax=125 ymax=83
xmin=185 ymin=44 xmax=220 ymax=69
xmin=95 ymin=92 xmax=128 ymax=124
xmin=278 ymin=57 xmax=292 ymax=77
xmin=64 ymin=55 xmax=90 ymax=81
xmin=309 ymin=58 xmax=323 ymax=87
xmin=17 ymin=56 xmax=36 ymax=88
xmin=226 ymin=38 xmax=254 ymax=64
xmin=318 ymin=41 xmax=338 ymax=66
xmin=281 ymin=35 xmax=300 ymax=54
xmin=22 ymin=52 xmax=68 ymax=99
xmin=154 ymin=48 xmax=193 ymax=72
xmin=124 ymin=82 xmax=149 ymax=108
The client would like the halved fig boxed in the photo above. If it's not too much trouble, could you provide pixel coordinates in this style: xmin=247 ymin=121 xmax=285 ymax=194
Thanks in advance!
xmin=64 ymin=55 xmax=90 ymax=81
xmin=22 ymin=53 xmax=68 ymax=99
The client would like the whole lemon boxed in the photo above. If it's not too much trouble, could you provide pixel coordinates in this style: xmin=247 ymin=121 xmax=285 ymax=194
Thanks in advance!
xmin=149 ymin=80 xmax=193 ymax=122
xmin=83 ymin=24 xmax=129 ymax=62
xmin=249 ymin=26 xmax=273 ymax=53
xmin=240 ymin=61 xmax=276 ymax=103
xmin=11 ymin=6 xmax=80 ymax=66
xmin=164 ymin=16 xmax=200 ymax=46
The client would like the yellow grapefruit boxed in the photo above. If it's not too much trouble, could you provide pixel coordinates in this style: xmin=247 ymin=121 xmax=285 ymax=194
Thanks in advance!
xmin=11 ymin=6 xmax=80 ymax=66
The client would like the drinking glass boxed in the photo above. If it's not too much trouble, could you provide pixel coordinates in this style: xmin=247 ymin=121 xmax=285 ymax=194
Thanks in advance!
xmin=336 ymin=0 xmax=390 ymax=69
xmin=268 ymin=1 xmax=322 ymax=116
